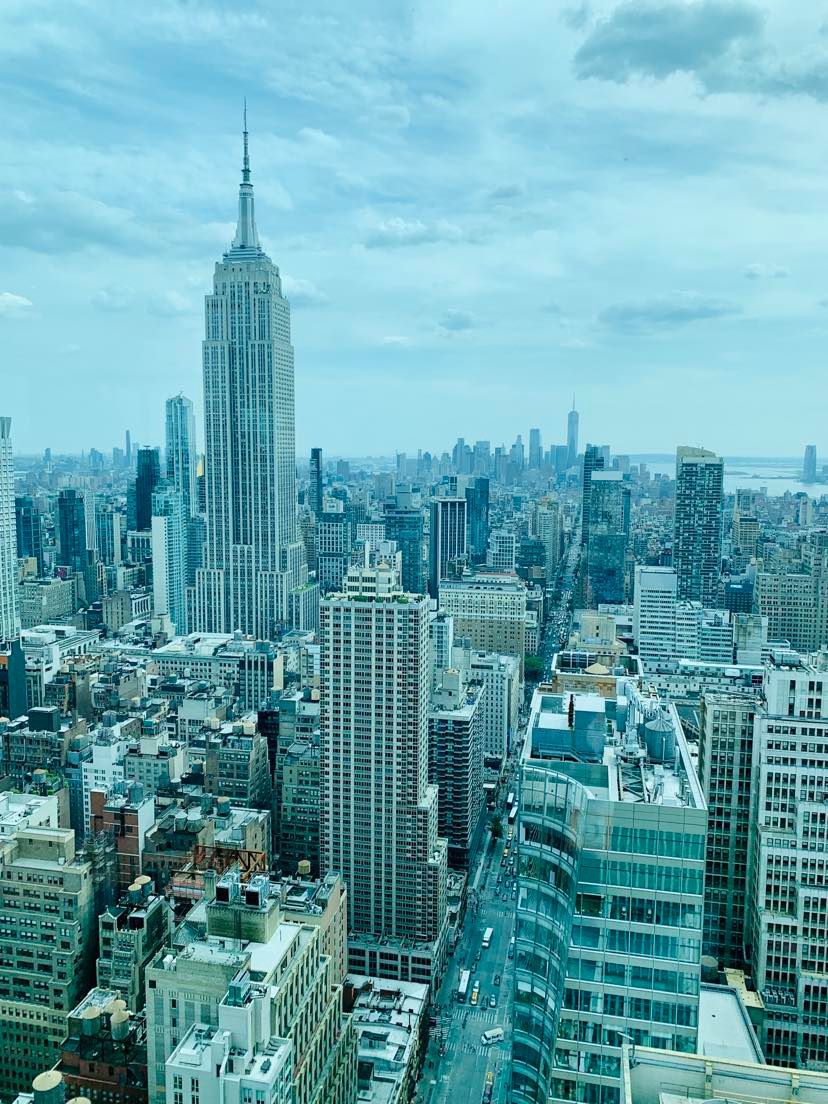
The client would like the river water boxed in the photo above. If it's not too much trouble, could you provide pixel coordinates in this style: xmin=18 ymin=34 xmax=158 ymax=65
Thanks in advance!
xmin=629 ymin=455 xmax=827 ymax=498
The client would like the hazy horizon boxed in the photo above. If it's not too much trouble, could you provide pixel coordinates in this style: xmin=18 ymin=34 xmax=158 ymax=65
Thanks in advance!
xmin=3 ymin=1 xmax=828 ymax=457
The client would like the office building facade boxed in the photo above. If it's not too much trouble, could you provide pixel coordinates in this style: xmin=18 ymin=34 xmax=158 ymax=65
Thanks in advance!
xmin=58 ymin=488 xmax=87 ymax=573
xmin=15 ymin=494 xmax=44 ymax=575
xmin=429 ymin=497 xmax=467 ymax=598
xmin=587 ymin=472 xmax=631 ymax=606
xmin=135 ymin=447 xmax=161 ymax=532
xmin=697 ymin=691 xmax=757 ymax=966
xmin=512 ymin=685 xmax=707 ymax=1104
xmin=746 ymin=651 xmax=828 ymax=1067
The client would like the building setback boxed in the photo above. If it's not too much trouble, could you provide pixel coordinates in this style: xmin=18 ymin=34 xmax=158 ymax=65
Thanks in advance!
xmin=192 ymin=117 xmax=310 ymax=638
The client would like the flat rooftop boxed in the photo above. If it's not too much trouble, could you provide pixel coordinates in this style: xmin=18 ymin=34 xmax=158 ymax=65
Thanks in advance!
xmin=525 ymin=686 xmax=705 ymax=810
xmin=698 ymin=983 xmax=764 ymax=1064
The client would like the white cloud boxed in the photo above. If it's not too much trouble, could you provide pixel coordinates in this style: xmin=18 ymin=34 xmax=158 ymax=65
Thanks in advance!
xmin=282 ymin=276 xmax=329 ymax=307
xmin=744 ymin=262 xmax=789 ymax=279
xmin=92 ymin=285 xmax=132 ymax=311
xmin=364 ymin=216 xmax=464 ymax=249
xmin=148 ymin=290 xmax=192 ymax=317
xmin=0 ymin=291 xmax=33 ymax=317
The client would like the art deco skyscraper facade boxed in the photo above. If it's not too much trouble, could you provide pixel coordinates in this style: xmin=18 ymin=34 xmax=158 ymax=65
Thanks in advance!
xmin=193 ymin=118 xmax=308 ymax=638
xmin=673 ymin=446 xmax=723 ymax=607
xmin=0 ymin=418 xmax=20 ymax=640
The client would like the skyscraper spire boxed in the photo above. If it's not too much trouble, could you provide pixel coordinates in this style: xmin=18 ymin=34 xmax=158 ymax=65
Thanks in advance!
xmin=231 ymin=99 xmax=260 ymax=253
xmin=242 ymin=97 xmax=250 ymax=184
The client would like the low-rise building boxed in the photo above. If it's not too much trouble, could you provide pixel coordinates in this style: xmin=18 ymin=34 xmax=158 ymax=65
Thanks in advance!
xmin=345 ymin=975 xmax=428 ymax=1104
xmin=97 ymin=881 xmax=171 ymax=1009
xmin=58 ymin=986 xmax=148 ymax=1104
xmin=147 ymin=868 xmax=357 ymax=1104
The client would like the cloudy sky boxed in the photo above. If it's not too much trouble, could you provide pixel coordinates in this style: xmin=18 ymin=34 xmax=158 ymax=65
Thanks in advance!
xmin=3 ymin=0 xmax=828 ymax=459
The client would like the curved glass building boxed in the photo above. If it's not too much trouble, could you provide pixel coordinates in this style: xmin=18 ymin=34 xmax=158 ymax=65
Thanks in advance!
xmin=510 ymin=684 xmax=707 ymax=1104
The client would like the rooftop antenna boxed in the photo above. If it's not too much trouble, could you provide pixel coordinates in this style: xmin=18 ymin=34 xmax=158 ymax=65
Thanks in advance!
xmin=242 ymin=98 xmax=251 ymax=184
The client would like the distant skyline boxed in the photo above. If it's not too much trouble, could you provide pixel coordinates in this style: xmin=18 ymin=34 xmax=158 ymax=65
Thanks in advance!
xmin=3 ymin=1 xmax=828 ymax=456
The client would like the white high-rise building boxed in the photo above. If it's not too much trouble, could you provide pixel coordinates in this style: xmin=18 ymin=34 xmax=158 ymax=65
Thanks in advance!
xmin=746 ymin=650 xmax=828 ymax=1068
xmin=320 ymin=563 xmax=448 ymax=985
xmin=0 ymin=418 xmax=19 ymax=640
xmin=633 ymin=565 xmax=677 ymax=667
xmin=151 ymin=485 xmax=187 ymax=634
xmin=535 ymin=498 xmax=561 ymax=577
xmin=193 ymin=114 xmax=309 ymax=638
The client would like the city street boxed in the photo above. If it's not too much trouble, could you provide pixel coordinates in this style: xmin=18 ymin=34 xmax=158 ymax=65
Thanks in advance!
xmin=417 ymin=823 xmax=518 ymax=1104
xmin=416 ymin=533 xmax=580 ymax=1104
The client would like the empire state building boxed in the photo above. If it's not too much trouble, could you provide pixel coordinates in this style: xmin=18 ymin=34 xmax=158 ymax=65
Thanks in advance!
xmin=192 ymin=116 xmax=313 ymax=638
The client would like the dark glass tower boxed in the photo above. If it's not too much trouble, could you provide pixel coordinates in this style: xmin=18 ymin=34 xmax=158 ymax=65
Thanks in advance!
xmin=134 ymin=446 xmax=161 ymax=532
xmin=15 ymin=496 xmax=44 ymax=574
xmin=309 ymin=448 xmax=323 ymax=515
xmin=57 ymin=488 xmax=87 ymax=572
xmin=465 ymin=476 xmax=490 ymax=564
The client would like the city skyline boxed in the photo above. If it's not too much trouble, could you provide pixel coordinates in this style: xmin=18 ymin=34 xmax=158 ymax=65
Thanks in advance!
xmin=4 ymin=2 xmax=828 ymax=455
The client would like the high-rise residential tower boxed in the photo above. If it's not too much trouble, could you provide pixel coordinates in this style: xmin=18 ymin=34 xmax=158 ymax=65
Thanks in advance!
xmin=673 ymin=446 xmax=724 ymax=607
xmin=165 ymin=393 xmax=197 ymax=518
xmin=566 ymin=400 xmax=579 ymax=468
xmin=319 ymin=561 xmax=448 ymax=985
xmin=193 ymin=114 xmax=309 ymax=637
xmin=0 ymin=419 xmax=20 ymax=640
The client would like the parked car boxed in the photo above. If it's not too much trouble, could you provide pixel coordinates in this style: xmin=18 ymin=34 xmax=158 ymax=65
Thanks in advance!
xmin=494 ymin=973 xmax=501 ymax=986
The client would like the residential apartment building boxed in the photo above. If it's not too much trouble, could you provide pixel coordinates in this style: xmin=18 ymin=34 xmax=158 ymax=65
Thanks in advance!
xmin=320 ymin=563 xmax=448 ymax=987
xmin=428 ymin=669 xmax=484 ymax=870
xmin=673 ymin=446 xmax=724 ymax=607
